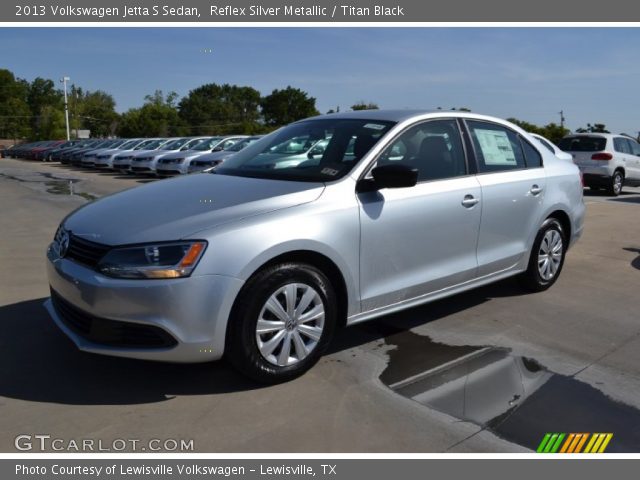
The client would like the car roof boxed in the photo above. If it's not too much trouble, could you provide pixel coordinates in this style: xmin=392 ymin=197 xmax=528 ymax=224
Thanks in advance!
xmin=305 ymin=109 xmax=438 ymax=123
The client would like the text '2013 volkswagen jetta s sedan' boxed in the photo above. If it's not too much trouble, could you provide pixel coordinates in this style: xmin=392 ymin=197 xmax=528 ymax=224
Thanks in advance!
xmin=45 ymin=111 xmax=585 ymax=383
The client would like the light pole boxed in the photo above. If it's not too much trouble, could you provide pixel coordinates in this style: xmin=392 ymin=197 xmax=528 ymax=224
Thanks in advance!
xmin=60 ymin=76 xmax=70 ymax=140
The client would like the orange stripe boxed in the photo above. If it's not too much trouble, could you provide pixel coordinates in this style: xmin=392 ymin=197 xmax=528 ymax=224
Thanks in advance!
xmin=560 ymin=434 xmax=576 ymax=453
xmin=567 ymin=434 xmax=582 ymax=453
xmin=575 ymin=433 xmax=589 ymax=453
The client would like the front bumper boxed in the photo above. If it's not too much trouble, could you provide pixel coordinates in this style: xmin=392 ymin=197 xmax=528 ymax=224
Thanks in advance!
xmin=156 ymin=163 xmax=186 ymax=175
xmin=45 ymin=245 xmax=244 ymax=363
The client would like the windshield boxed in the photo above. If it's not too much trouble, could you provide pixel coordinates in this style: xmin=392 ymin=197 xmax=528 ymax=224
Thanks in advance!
xmin=191 ymin=137 xmax=223 ymax=151
xmin=216 ymin=119 xmax=395 ymax=182
xmin=133 ymin=139 xmax=156 ymax=150
xmin=161 ymin=138 xmax=190 ymax=150
xmin=559 ymin=136 xmax=606 ymax=152
xmin=137 ymin=139 xmax=165 ymax=150
xmin=118 ymin=139 xmax=139 ymax=149
xmin=226 ymin=137 xmax=261 ymax=152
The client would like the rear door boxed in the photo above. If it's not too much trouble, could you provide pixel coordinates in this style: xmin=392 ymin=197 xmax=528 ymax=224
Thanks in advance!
xmin=465 ymin=120 xmax=547 ymax=276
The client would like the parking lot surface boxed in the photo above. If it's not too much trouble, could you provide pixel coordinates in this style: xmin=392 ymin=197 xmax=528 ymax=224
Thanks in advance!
xmin=1 ymin=157 xmax=639 ymax=452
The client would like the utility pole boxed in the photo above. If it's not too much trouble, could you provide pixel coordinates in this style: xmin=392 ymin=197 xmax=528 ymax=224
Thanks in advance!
xmin=60 ymin=76 xmax=70 ymax=140
xmin=559 ymin=110 xmax=565 ymax=129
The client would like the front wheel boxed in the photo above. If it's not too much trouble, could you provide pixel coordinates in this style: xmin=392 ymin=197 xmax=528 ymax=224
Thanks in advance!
xmin=519 ymin=218 xmax=567 ymax=292
xmin=225 ymin=262 xmax=337 ymax=383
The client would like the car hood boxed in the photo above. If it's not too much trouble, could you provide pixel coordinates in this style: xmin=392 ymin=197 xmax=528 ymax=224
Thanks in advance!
xmin=64 ymin=173 xmax=325 ymax=245
xmin=191 ymin=150 xmax=231 ymax=161
xmin=161 ymin=149 xmax=205 ymax=160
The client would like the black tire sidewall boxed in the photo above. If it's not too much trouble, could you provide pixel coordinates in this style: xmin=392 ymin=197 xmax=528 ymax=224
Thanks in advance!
xmin=226 ymin=263 xmax=337 ymax=383
xmin=524 ymin=219 xmax=567 ymax=291
xmin=610 ymin=171 xmax=624 ymax=196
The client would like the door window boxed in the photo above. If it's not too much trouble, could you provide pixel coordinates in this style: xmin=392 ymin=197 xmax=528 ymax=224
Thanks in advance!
xmin=467 ymin=121 xmax=526 ymax=173
xmin=375 ymin=119 xmax=467 ymax=182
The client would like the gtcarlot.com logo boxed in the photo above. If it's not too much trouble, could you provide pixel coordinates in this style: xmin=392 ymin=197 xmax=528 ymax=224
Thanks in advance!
xmin=537 ymin=433 xmax=613 ymax=453
xmin=14 ymin=434 xmax=194 ymax=452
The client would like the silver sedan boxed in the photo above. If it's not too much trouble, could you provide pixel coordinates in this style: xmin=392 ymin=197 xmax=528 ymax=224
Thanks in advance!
xmin=45 ymin=110 xmax=585 ymax=383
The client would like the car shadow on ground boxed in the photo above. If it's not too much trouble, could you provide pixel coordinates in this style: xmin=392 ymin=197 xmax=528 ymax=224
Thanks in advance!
xmin=0 ymin=278 xmax=527 ymax=406
xmin=623 ymin=247 xmax=640 ymax=270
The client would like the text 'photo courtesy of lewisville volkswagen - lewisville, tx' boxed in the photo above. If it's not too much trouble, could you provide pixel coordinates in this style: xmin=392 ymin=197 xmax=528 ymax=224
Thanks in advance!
xmin=1 ymin=5 xmax=640 ymax=476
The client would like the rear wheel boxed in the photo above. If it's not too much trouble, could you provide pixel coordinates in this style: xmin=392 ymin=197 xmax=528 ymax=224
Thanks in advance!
xmin=519 ymin=218 xmax=566 ymax=292
xmin=226 ymin=262 xmax=337 ymax=383
xmin=608 ymin=170 xmax=624 ymax=196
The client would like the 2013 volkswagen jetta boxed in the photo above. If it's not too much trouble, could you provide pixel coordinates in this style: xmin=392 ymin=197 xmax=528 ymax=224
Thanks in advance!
xmin=45 ymin=111 xmax=585 ymax=383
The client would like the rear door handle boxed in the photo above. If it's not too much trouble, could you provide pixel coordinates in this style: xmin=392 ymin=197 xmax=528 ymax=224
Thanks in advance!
xmin=530 ymin=184 xmax=543 ymax=196
xmin=461 ymin=194 xmax=479 ymax=208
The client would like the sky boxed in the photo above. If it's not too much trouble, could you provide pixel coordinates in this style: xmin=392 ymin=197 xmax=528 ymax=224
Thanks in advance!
xmin=1 ymin=27 xmax=638 ymax=134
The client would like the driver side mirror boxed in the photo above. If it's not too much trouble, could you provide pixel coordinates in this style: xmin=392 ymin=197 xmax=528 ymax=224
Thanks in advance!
xmin=357 ymin=164 xmax=418 ymax=192
xmin=212 ymin=145 xmax=224 ymax=152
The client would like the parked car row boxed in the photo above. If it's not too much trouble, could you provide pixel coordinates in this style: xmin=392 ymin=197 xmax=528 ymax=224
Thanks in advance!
xmin=4 ymin=135 xmax=265 ymax=176
xmin=6 ymin=130 xmax=640 ymax=195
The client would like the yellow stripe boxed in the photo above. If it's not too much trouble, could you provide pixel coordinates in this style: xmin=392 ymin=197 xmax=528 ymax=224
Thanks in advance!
xmin=591 ymin=433 xmax=606 ymax=453
xmin=584 ymin=434 xmax=599 ymax=453
xmin=567 ymin=434 xmax=582 ymax=453
xmin=560 ymin=434 xmax=575 ymax=453
xmin=597 ymin=434 xmax=613 ymax=453
xmin=575 ymin=433 xmax=589 ymax=453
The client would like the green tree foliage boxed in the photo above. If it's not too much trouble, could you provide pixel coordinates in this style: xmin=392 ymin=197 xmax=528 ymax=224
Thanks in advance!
xmin=79 ymin=90 xmax=119 ymax=137
xmin=28 ymin=77 xmax=63 ymax=139
xmin=179 ymin=83 xmax=261 ymax=135
xmin=117 ymin=90 xmax=186 ymax=137
xmin=351 ymin=101 xmax=379 ymax=111
xmin=0 ymin=69 xmax=31 ymax=140
xmin=260 ymin=86 xmax=319 ymax=126
xmin=575 ymin=123 xmax=610 ymax=134
xmin=507 ymin=118 xmax=570 ymax=145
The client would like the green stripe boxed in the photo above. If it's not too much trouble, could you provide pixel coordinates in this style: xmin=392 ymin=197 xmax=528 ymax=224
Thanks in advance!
xmin=550 ymin=433 xmax=566 ymax=453
xmin=544 ymin=434 xmax=559 ymax=453
xmin=537 ymin=433 xmax=552 ymax=453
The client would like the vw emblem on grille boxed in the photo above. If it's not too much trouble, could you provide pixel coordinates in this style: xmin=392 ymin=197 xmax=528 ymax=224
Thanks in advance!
xmin=58 ymin=229 xmax=70 ymax=258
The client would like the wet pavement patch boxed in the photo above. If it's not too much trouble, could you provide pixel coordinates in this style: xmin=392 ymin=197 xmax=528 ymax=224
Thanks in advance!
xmin=378 ymin=327 xmax=640 ymax=452
xmin=0 ymin=171 xmax=96 ymax=201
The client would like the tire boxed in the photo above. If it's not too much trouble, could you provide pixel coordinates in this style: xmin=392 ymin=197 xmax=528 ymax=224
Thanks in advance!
xmin=519 ymin=218 xmax=567 ymax=292
xmin=608 ymin=170 xmax=624 ymax=196
xmin=225 ymin=262 xmax=338 ymax=384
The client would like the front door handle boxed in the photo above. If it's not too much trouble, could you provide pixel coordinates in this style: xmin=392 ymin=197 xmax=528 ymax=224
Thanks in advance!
xmin=461 ymin=194 xmax=480 ymax=208
xmin=530 ymin=184 xmax=543 ymax=196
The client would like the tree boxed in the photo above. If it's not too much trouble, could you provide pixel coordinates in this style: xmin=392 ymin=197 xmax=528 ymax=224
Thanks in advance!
xmin=27 ymin=77 xmax=63 ymax=139
xmin=80 ymin=90 xmax=119 ymax=137
xmin=0 ymin=69 xmax=31 ymax=139
xmin=179 ymin=83 xmax=261 ymax=135
xmin=260 ymin=86 xmax=319 ymax=126
xmin=575 ymin=123 xmax=610 ymax=134
xmin=117 ymin=90 xmax=186 ymax=138
xmin=351 ymin=101 xmax=379 ymax=111
xmin=507 ymin=118 xmax=569 ymax=145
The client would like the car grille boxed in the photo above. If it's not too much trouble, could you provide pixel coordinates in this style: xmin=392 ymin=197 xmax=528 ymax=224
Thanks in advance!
xmin=66 ymin=234 xmax=111 ymax=268
xmin=50 ymin=289 xmax=178 ymax=348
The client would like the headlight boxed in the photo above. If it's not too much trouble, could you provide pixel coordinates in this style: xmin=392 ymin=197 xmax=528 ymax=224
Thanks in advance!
xmin=97 ymin=241 xmax=207 ymax=279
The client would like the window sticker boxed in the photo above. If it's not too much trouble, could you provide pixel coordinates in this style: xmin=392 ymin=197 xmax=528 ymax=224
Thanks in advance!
xmin=321 ymin=167 xmax=339 ymax=176
xmin=363 ymin=123 xmax=386 ymax=130
xmin=475 ymin=129 xmax=517 ymax=165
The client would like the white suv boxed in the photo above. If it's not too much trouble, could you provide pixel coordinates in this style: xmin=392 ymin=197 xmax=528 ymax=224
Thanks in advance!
xmin=559 ymin=133 xmax=640 ymax=195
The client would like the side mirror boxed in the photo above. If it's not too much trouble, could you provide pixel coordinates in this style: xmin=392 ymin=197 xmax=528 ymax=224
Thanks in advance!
xmin=212 ymin=146 xmax=224 ymax=152
xmin=372 ymin=164 xmax=418 ymax=189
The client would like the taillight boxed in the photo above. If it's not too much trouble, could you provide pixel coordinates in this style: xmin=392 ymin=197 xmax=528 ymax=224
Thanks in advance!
xmin=591 ymin=152 xmax=613 ymax=161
